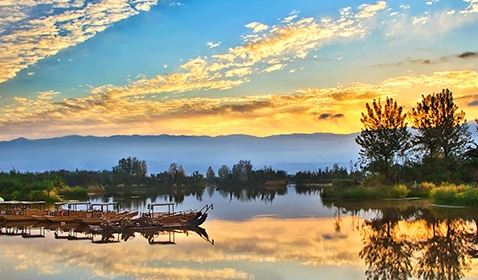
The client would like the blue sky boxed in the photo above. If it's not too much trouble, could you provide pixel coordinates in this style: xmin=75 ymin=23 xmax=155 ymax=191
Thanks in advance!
xmin=0 ymin=0 xmax=477 ymax=139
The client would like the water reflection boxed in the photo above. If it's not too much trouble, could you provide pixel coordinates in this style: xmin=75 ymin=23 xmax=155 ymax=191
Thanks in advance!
xmin=0 ymin=220 xmax=213 ymax=246
xmin=357 ymin=207 xmax=476 ymax=280
xmin=2 ymin=197 xmax=478 ymax=279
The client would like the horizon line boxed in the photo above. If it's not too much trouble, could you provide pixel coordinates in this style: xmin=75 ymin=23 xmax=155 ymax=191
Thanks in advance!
xmin=0 ymin=131 xmax=361 ymax=142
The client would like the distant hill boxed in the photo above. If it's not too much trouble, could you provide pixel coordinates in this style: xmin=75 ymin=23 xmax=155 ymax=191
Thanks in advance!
xmin=0 ymin=133 xmax=360 ymax=173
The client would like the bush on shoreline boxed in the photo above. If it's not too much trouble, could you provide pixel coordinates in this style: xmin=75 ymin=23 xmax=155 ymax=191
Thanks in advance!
xmin=57 ymin=186 xmax=88 ymax=199
xmin=321 ymin=181 xmax=478 ymax=206
xmin=430 ymin=183 xmax=478 ymax=206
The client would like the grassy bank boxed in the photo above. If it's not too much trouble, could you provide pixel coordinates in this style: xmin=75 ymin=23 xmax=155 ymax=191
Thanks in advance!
xmin=321 ymin=182 xmax=478 ymax=206
xmin=430 ymin=184 xmax=478 ymax=206
xmin=0 ymin=172 xmax=87 ymax=202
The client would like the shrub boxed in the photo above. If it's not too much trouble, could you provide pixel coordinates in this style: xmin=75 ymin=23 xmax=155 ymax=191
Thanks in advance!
xmin=420 ymin=182 xmax=436 ymax=191
xmin=408 ymin=182 xmax=436 ymax=197
xmin=321 ymin=186 xmax=382 ymax=200
xmin=361 ymin=174 xmax=386 ymax=188
xmin=332 ymin=179 xmax=357 ymax=188
xmin=390 ymin=184 xmax=410 ymax=198
xmin=57 ymin=186 xmax=88 ymax=199
xmin=87 ymin=185 xmax=105 ymax=194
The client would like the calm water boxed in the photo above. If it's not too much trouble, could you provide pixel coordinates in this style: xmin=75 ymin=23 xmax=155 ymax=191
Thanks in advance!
xmin=1 ymin=186 xmax=478 ymax=280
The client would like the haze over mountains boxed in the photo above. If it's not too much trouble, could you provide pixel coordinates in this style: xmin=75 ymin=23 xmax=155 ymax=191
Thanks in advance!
xmin=2 ymin=123 xmax=478 ymax=174
xmin=0 ymin=133 xmax=360 ymax=174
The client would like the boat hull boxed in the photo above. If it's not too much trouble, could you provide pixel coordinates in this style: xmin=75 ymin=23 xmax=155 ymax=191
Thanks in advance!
xmin=0 ymin=215 xmax=36 ymax=222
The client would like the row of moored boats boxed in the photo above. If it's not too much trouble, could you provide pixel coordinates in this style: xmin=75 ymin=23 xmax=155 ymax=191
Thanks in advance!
xmin=0 ymin=201 xmax=212 ymax=228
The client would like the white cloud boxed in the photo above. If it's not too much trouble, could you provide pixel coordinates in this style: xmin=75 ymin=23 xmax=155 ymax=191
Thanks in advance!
xmin=0 ymin=0 xmax=159 ymax=83
xmin=461 ymin=0 xmax=478 ymax=14
xmin=244 ymin=21 xmax=269 ymax=33
xmin=206 ymin=41 xmax=221 ymax=49
xmin=412 ymin=15 xmax=429 ymax=25
xmin=355 ymin=1 xmax=387 ymax=19
xmin=385 ymin=4 xmax=478 ymax=38
xmin=48 ymin=1 xmax=383 ymax=100
xmin=263 ymin=63 xmax=284 ymax=73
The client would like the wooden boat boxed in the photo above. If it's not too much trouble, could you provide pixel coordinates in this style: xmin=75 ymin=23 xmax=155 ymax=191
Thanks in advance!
xmin=123 ymin=210 xmax=139 ymax=219
xmin=45 ymin=222 xmax=82 ymax=231
xmin=75 ymin=210 xmax=140 ymax=225
xmin=43 ymin=211 xmax=91 ymax=223
xmin=139 ymin=204 xmax=212 ymax=227
xmin=0 ymin=215 xmax=36 ymax=222
xmin=0 ymin=201 xmax=47 ymax=222
xmin=1 ymin=220 xmax=38 ymax=228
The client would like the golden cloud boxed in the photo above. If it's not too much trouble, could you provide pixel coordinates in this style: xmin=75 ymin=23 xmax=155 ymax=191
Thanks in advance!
xmin=0 ymin=70 xmax=477 ymax=140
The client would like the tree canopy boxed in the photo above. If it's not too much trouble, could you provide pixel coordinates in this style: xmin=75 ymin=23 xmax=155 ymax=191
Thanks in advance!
xmin=355 ymin=97 xmax=410 ymax=182
xmin=112 ymin=157 xmax=147 ymax=178
xmin=410 ymin=89 xmax=471 ymax=159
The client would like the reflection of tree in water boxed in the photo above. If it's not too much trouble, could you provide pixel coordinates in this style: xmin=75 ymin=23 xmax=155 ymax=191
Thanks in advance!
xmin=359 ymin=208 xmax=475 ymax=280
xmin=216 ymin=187 xmax=287 ymax=203
xmin=359 ymin=209 xmax=413 ymax=280
xmin=415 ymin=218 xmax=471 ymax=280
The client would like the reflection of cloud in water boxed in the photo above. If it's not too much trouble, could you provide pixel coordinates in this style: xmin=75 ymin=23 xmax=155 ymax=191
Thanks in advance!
xmin=0 ymin=217 xmax=364 ymax=279
xmin=2 ymin=216 xmax=478 ymax=279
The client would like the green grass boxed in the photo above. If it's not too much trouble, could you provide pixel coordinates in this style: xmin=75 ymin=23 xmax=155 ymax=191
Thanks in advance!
xmin=321 ymin=186 xmax=383 ymax=200
xmin=0 ymin=173 xmax=88 ymax=202
xmin=322 ymin=181 xmax=478 ymax=207
xmin=430 ymin=183 xmax=478 ymax=206
xmin=57 ymin=186 xmax=88 ymax=199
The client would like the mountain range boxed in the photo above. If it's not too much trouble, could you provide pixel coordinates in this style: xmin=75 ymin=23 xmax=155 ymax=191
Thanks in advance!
xmin=3 ymin=128 xmax=476 ymax=174
xmin=0 ymin=133 xmax=361 ymax=174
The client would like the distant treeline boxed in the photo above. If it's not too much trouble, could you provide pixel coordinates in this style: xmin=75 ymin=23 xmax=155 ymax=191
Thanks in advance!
xmin=0 ymin=157 xmax=355 ymax=202
xmin=0 ymin=157 xmax=360 ymax=201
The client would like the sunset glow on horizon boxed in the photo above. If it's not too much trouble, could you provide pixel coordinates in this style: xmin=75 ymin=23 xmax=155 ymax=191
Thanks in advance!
xmin=0 ymin=0 xmax=477 ymax=140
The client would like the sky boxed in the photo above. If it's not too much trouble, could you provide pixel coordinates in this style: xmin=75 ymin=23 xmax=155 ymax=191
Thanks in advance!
xmin=0 ymin=0 xmax=477 ymax=140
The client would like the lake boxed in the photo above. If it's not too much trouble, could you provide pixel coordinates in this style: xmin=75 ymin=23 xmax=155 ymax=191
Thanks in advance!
xmin=1 ymin=186 xmax=478 ymax=280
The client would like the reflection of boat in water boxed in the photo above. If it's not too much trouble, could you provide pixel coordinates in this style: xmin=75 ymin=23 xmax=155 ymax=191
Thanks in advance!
xmin=0 ymin=219 xmax=213 ymax=245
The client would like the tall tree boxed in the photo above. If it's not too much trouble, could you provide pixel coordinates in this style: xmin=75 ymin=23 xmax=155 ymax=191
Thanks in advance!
xmin=356 ymin=97 xmax=410 ymax=182
xmin=232 ymin=160 xmax=253 ymax=183
xmin=168 ymin=163 xmax=185 ymax=184
xmin=410 ymin=89 xmax=471 ymax=159
xmin=112 ymin=156 xmax=147 ymax=190
xmin=112 ymin=156 xmax=147 ymax=178
xmin=218 ymin=165 xmax=231 ymax=182
xmin=206 ymin=166 xmax=216 ymax=183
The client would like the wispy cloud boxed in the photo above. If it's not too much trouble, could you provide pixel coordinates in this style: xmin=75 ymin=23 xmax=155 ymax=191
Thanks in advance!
xmin=375 ymin=50 xmax=478 ymax=67
xmin=458 ymin=51 xmax=478 ymax=59
xmin=384 ymin=1 xmax=478 ymax=38
xmin=54 ymin=1 xmax=386 ymax=100
xmin=0 ymin=0 xmax=159 ymax=83
xmin=317 ymin=113 xmax=345 ymax=120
